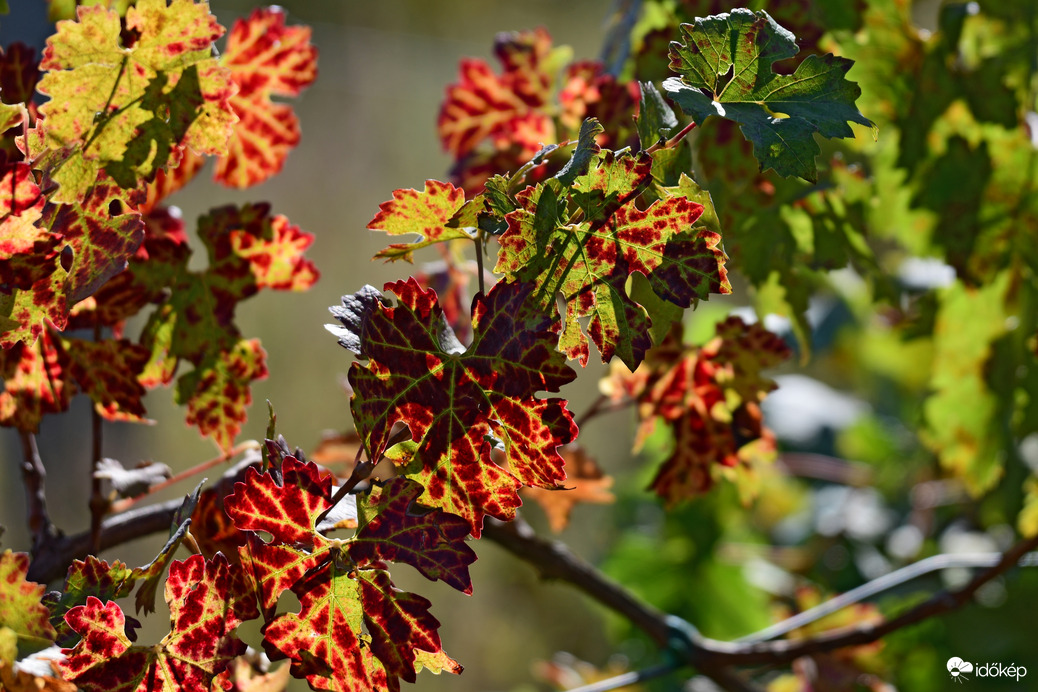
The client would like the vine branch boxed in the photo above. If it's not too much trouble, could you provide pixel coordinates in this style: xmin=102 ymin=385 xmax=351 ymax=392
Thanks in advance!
xmin=18 ymin=431 xmax=57 ymax=558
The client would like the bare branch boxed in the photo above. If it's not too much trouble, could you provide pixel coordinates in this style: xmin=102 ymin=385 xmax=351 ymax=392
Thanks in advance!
xmin=18 ymin=431 xmax=58 ymax=558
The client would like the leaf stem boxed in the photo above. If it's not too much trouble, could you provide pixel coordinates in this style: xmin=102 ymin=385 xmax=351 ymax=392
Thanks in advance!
xmin=475 ymin=233 xmax=486 ymax=295
xmin=645 ymin=120 xmax=697 ymax=155
xmin=108 ymin=440 xmax=261 ymax=515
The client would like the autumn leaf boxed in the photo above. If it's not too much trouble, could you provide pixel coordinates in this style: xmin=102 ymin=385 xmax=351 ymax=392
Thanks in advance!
xmin=521 ymin=444 xmax=614 ymax=532
xmin=0 ymin=332 xmax=71 ymax=432
xmin=329 ymin=279 xmax=578 ymax=535
xmin=495 ymin=148 xmax=731 ymax=369
xmin=438 ymin=28 xmax=568 ymax=159
xmin=35 ymin=0 xmax=237 ymax=201
xmin=59 ymin=553 xmax=258 ymax=691
xmin=216 ymin=7 xmax=317 ymax=188
xmin=612 ymin=317 xmax=791 ymax=504
xmin=368 ymin=180 xmax=475 ymax=262
xmin=223 ymin=455 xmax=466 ymax=689
xmin=0 ymin=550 xmax=56 ymax=663
xmin=663 ymin=8 xmax=874 ymax=182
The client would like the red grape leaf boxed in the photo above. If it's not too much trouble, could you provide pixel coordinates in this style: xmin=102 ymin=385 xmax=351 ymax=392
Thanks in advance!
xmin=348 ymin=478 xmax=477 ymax=594
xmin=176 ymin=338 xmax=268 ymax=453
xmin=0 ymin=161 xmax=53 ymax=292
xmin=0 ymin=331 xmax=71 ymax=432
xmin=59 ymin=553 xmax=258 ymax=691
xmin=215 ymin=7 xmax=317 ymax=188
xmin=44 ymin=555 xmax=136 ymax=646
xmin=329 ymin=278 xmax=578 ymax=535
xmin=495 ymin=149 xmax=731 ymax=369
xmin=35 ymin=0 xmax=236 ymax=201
xmin=557 ymin=61 xmax=640 ymax=147
xmin=619 ymin=317 xmax=791 ymax=503
xmin=437 ymin=28 xmax=566 ymax=159
xmin=520 ymin=444 xmax=614 ymax=533
xmin=0 ymin=550 xmax=57 ymax=658
xmin=224 ymin=455 xmax=464 ymax=688
xmin=368 ymin=180 xmax=474 ymax=262
xmin=0 ymin=43 xmax=41 ymax=107
xmin=63 ymin=337 xmax=149 ymax=421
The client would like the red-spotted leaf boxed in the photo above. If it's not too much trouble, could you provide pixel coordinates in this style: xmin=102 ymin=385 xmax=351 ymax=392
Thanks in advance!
xmin=59 ymin=553 xmax=258 ymax=691
xmin=495 ymin=149 xmax=730 ymax=369
xmin=348 ymin=478 xmax=477 ymax=593
xmin=0 ymin=550 xmax=57 ymax=659
xmin=44 ymin=555 xmax=136 ymax=646
xmin=329 ymin=278 xmax=577 ymax=535
xmin=0 ymin=161 xmax=53 ymax=292
xmin=215 ymin=7 xmax=317 ymax=188
xmin=368 ymin=180 xmax=475 ymax=262
xmin=438 ymin=28 xmax=565 ymax=159
xmin=0 ymin=331 xmax=71 ymax=432
xmin=64 ymin=337 xmax=149 ymax=421
xmin=263 ymin=560 xmax=448 ymax=690
xmin=618 ymin=317 xmax=791 ymax=503
xmin=223 ymin=454 xmax=463 ymax=688
xmin=176 ymin=338 xmax=268 ymax=453
xmin=35 ymin=0 xmax=236 ymax=201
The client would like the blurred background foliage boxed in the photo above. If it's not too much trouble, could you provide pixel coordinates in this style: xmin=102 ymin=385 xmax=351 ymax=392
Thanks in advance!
xmin=4 ymin=0 xmax=1038 ymax=690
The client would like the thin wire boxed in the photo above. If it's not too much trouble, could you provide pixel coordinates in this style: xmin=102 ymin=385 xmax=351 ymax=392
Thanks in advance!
xmin=562 ymin=662 xmax=680 ymax=692
xmin=736 ymin=551 xmax=1038 ymax=644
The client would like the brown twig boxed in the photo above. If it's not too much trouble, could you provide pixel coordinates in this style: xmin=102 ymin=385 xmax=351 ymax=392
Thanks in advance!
xmin=574 ymin=393 xmax=633 ymax=429
xmin=88 ymin=323 xmax=106 ymax=554
xmin=18 ymin=431 xmax=57 ymax=558
xmin=108 ymin=440 xmax=260 ymax=515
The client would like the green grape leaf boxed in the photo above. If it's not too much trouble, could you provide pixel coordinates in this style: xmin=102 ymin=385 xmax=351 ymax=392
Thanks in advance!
xmin=663 ymin=8 xmax=873 ymax=182
xmin=495 ymin=149 xmax=731 ymax=369
xmin=329 ymin=279 xmax=578 ymax=535
xmin=368 ymin=180 xmax=474 ymax=262
xmin=35 ymin=0 xmax=236 ymax=201
xmin=923 ymin=272 xmax=1011 ymax=494
xmin=215 ymin=7 xmax=317 ymax=188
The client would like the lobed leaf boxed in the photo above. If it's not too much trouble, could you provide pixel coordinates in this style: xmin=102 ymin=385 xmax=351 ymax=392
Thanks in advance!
xmin=0 ymin=550 xmax=56 ymax=662
xmin=329 ymin=279 xmax=577 ymax=535
xmin=368 ymin=180 xmax=474 ymax=262
xmin=496 ymin=149 xmax=730 ymax=369
xmin=216 ymin=7 xmax=318 ymax=188
xmin=663 ymin=8 xmax=873 ymax=182
xmin=35 ymin=0 xmax=236 ymax=201
xmin=59 ymin=553 xmax=258 ymax=691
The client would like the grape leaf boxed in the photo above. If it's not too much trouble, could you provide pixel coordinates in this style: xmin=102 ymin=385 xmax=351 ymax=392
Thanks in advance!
xmin=438 ymin=28 xmax=567 ymax=159
xmin=59 ymin=553 xmax=258 ymax=691
xmin=662 ymin=8 xmax=873 ymax=182
xmin=368 ymin=181 xmax=475 ymax=262
xmin=0 ymin=43 xmax=41 ymax=107
xmin=495 ymin=149 xmax=731 ymax=369
xmin=0 ymin=331 xmax=71 ymax=432
xmin=63 ymin=336 xmax=149 ymax=421
xmin=613 ymin=316 xmax=791 ymax=504
xmin=0 ymin=161 xmax=53 ymax=292
xmin=177 ymin=338 xmax=268 ymax=452
xmin=216 ymin=7 xmax=317 ymax=188
xmin=35 ymin=0 xmax=236 ymax=201
xmin=349 ymin=478 xmax=477 ymax=594
xmin=223 ymin=455 xmax=466 ymax=689
xmin=0 ymin=550 xmax=56 ymax=661
xmin=923 ymin=272 xmax=1011 ymax=494
xmin=329 ymin=279 xmax=578 ymax=535
xmin=520 ymin=444 xmax=614 ymax=533
xmin=557 ymin=61 xmax=640 ymax=147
